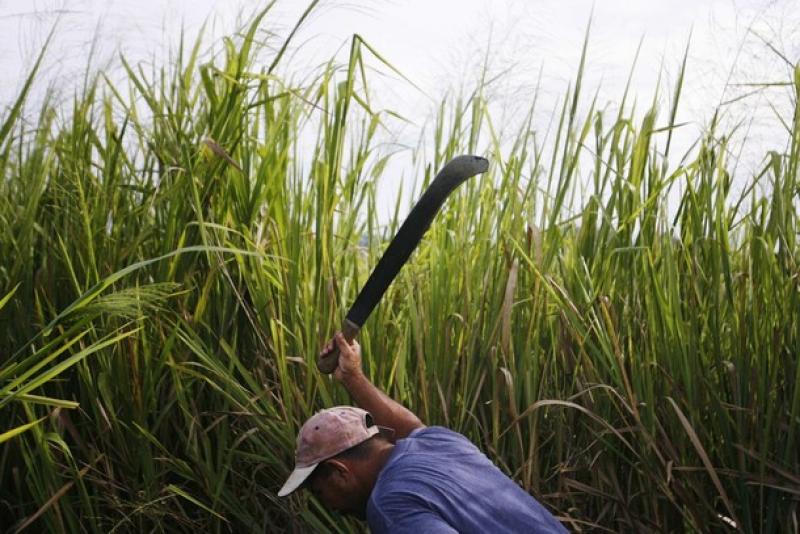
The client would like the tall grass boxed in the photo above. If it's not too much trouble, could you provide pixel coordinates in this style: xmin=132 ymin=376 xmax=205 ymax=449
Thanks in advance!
xmin=1 ymin=5 xmax=798 ymax=532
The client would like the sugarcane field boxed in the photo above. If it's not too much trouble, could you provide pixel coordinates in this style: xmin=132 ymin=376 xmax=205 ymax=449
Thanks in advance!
xmin=1 ymin=1 xmax=798 ymax=532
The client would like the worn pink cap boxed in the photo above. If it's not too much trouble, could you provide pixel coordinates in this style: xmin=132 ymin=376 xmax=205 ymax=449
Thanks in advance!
xmin=278 ymin=406 xmax=380 ymax=497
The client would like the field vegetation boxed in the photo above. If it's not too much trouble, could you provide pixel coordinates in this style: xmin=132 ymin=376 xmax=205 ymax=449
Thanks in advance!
xmin=1 ymin=5 xmax=798 ymax=532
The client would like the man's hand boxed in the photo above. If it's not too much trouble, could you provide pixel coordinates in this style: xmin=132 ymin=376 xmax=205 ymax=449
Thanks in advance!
xmin=319 ymin=332 xmax=363 ymax=384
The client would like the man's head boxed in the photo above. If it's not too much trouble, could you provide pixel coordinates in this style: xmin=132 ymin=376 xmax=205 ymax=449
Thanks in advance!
xmin=278 ymin=406 xmax=393 ymax=518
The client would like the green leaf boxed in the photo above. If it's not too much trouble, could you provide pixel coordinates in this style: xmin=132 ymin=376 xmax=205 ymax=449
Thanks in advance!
xmin=0 ymin=416 xmax=47 ymax=444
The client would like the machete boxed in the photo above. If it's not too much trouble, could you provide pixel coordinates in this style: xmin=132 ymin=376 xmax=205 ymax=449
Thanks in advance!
xmin=318 ymin=154 xmax=489 ymax=373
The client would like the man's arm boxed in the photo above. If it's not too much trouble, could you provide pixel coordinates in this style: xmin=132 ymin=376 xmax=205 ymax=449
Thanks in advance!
xmin=322 ymin=332 xmax=424 ymax=439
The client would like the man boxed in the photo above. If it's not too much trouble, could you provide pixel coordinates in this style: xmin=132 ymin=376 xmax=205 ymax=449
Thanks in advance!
xmin=279 ymin=332 xmax=567 ymax=533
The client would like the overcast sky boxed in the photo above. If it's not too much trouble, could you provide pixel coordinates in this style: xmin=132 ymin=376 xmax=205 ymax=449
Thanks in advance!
xmin=1 ymin=0 xmax=797 ymax=212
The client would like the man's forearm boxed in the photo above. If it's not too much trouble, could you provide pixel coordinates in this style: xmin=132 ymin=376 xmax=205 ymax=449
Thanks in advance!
xmin=340 ymin=372 xmax=424 ymax=440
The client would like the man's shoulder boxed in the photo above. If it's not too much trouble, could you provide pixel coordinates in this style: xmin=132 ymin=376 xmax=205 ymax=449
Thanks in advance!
xmin=402 ymin=425 xmax=473 ymax=444
xmin=378 ymin=426 xmax=483 ymax=483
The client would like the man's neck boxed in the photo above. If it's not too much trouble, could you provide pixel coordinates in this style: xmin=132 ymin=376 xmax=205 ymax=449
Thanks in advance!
xmin=349 ymin=441 xmax=396 ymax=518
xmin=365 ymin=441 xmax=395 ymax=489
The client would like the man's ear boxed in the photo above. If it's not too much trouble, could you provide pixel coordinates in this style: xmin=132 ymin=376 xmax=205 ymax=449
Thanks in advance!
xmin=322 ymin=459 xmax=351 ymax=485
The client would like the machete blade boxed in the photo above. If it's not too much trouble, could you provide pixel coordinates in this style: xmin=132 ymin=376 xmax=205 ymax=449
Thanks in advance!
xmin=318 ymin=155 xmax=489 ymax=374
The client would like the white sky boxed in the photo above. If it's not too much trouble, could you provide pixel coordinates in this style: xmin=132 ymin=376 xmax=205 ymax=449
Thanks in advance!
xmin=1 ymin=0 xmax=797 ymax=215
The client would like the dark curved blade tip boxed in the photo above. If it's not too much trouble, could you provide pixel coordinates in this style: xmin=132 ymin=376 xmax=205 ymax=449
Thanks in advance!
xmin=345 ymin=154 xmax=489 ymax=327
xmin=316 ymin=155 xmax=489 ymax=375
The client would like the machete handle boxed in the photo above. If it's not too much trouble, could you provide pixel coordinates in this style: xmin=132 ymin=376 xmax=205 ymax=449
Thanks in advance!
xmin=317 ymin=319 xmax=361 ymax=374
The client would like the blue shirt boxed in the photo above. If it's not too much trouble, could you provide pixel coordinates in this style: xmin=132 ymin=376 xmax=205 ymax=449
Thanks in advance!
xmin=366 ymin=426 xmax=567 ymax=533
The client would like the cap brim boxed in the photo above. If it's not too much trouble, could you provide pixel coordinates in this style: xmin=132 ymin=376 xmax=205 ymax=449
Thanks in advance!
xmin=277 ymin=463 xmax=318 ymax=497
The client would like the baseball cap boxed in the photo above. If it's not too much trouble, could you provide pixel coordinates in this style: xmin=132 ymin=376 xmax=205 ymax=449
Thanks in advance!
xmin=278 ymin=406 xmax=381 ymax=497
